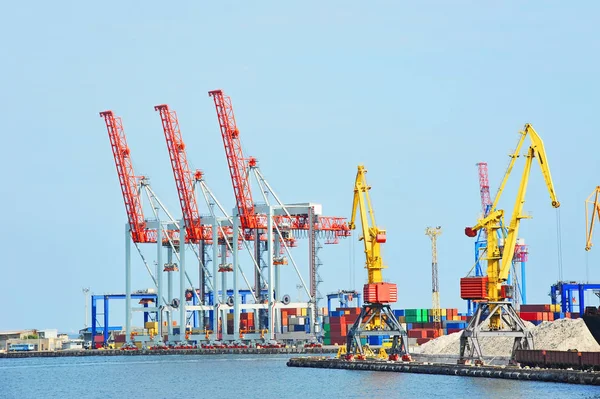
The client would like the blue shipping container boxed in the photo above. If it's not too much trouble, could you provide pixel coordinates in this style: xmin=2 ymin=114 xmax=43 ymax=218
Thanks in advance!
xmin=368 ymin=336 xmax=383 ymax=345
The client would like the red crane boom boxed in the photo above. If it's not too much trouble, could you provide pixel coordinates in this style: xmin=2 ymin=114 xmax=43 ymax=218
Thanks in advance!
xmin=154 ymin=104 xmax=203 ymax=243
xmin=208 ymin=89 xmax=256 ymax=230
xmin=100 ymin=110 xmax=149 ymax=243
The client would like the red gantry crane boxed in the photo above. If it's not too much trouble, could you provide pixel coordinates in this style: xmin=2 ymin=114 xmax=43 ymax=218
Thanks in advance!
xmin=208 ymin=89 xmax=351 ymax=335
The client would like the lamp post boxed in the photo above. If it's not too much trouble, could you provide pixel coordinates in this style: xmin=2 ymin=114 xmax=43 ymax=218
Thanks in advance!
xmin=82 ymin=287 xmax=90 ymax=329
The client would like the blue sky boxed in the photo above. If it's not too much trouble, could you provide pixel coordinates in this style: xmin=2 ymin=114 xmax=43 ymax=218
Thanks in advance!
xmin=1 ymin=1 xmax=599 ymax=333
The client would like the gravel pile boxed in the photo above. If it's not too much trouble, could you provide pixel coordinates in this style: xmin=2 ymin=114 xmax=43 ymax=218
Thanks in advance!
xmin=419 ymin=318 xmax=600 ymax=356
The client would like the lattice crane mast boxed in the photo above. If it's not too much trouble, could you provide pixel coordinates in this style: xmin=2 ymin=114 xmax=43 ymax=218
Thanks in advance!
xmin=155 ymin=104 xmax=203 ymax=243
xmin=100 ymin=110 xmax=151 ymax=243
xmin=585 ymin=187 xmax=600 ymax=251
xmin=460 ymin=124 xmax=560 ymax=365
xmin=425 ymin=226 xmax=442 ymax=337
xmin=344 ymin=164 xmax=409 ymax=362
xmin=474 ymin=162 xmax=492 ymax=275
xmin=208 ymin=89 xmax=257 ymax=233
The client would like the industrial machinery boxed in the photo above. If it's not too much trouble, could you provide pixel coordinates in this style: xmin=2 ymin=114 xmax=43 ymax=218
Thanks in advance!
xmin=208 ymin=89 xmax=350 ymax=340
xmin=460 ymin=124 xmax=560 ymax=364
xmin=470 ymin=162 xmax=529 ymax=315
xmin=345 ymin=165 xmax=410 ymax=362
xmin=425 ymin=226 xmax=443 ymax=337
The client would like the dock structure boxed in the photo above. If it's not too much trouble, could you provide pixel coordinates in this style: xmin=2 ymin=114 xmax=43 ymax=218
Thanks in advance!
xmin=286 ymin=357 xmax=600 ymax=386
xmin=0 ymin=347 xmax=336 ymax=359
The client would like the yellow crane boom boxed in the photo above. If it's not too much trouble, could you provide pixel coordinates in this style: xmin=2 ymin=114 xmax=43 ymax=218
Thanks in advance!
xmin=585 ymin=187 xmax=600 ymax=251
xmin=349 ymin=164 xmax=387 ymax=285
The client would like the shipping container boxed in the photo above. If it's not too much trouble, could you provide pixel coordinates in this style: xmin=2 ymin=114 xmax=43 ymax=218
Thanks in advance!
xmin=363 ymin=282 xmax=398 ymax=303
xmin=368 ymin=335 xmax=383 ymax=345
xmin=459 ymin=277 xmax=488 ymax=300
xmin=520 ymin=304 xmax=551 ymax=312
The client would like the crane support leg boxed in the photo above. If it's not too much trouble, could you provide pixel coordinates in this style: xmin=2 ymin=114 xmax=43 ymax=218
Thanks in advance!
xmin=459 ymin=301 xmax=533 ymax=365
xmin=345 ymin=304 xmax=410 ymax=361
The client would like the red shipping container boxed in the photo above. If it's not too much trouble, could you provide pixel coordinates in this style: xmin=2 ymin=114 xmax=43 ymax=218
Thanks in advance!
xmin=330 ymin=324 xmax=347 ymax=335
xmin=426 ymin=329 xmax=437 ymax=338
xmin=329 ymin=332 xmax=347 ymax=342
xmin=416 ymin=338 xmax=432 ymax=345
xmin=329 ymin=316 xmax=347 ymax=325
xmin=408 ymin=329 xmax=427 ymax=338
xmin=447 ymin=328 xmax=462 ymax=334
xmin=460 ymin=277 xmax=488 ymax=300
xmin=519 ymin=312 xmax=541 ymax=321
xmin=520 ymin=304 xmax=551 ymax=312
xmin=363 ymin=283 xmax=398 ymax=304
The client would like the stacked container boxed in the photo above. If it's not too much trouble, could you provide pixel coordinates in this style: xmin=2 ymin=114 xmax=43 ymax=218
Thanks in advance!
xmin=519 ymin=304 xmax=567 ymax=325
xmin=240 ymin=312 xmax=255 ymax=332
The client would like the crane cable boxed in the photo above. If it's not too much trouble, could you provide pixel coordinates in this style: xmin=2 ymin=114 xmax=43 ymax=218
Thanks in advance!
xmin=585 ymin=251 xmax=590 ymax=283
xmin=349 ymin=231 xmax=356 ymax=288
xmin=556 ymin=208 xmax=564 ymax=282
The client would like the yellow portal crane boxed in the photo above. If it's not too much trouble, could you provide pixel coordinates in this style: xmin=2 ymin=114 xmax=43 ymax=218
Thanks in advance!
xmin=344 ymin=164 xmax=410 ymax=362
xmin=460 ymin=123 xmax=560 ymax=365
xmin=585 ymin=187 xmax=600 ymax=251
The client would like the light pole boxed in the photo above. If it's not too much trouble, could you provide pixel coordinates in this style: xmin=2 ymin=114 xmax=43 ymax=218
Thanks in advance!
xmin=82 ymin=287 xmax=90 ymax=329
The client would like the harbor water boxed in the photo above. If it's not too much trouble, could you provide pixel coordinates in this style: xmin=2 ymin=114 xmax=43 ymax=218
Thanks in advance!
xmin=0 ymin=354 xmax=598 ymax=399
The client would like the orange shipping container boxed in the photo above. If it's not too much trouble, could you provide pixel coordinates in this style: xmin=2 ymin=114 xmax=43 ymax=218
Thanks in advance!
xmin=363 ymin=283 xmax=398 ymax=304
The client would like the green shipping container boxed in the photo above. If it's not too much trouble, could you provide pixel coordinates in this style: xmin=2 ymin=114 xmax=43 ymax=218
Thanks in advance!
xmin=324 ymin=331 xmax=330 ymax=338
xmin=323 ymin=324 xmax=331 ymax=332
xmin=323 ymin=338 xmax=331 ymax=345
